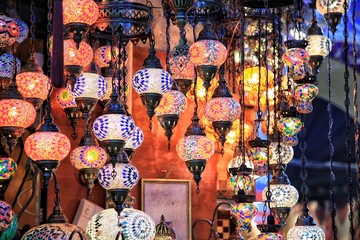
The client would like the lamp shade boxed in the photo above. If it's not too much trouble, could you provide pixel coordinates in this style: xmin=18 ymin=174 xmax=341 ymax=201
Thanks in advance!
xmin=94 ymin=45 xmax=119 ymax=69
xmin=0 ymin=201 xmax=14 ymax=231
xmin=14 ymin=18 xmax=28 ymax=44
xmin=256 ymin=233 xmax=284 ymax=240
xmin=24 ymin=132 xmax=71 ymax=161
xmin=176 ymin=135 xmax=215 ymax=161
xmin=243 ymin=67 xmax=275 ymax=94
xmin=0 ymin=99 xmax=36 ymax=128
xmin=132 ymin=68 xmax=173 ymax=95
xmin=0 ymin=15 xmax=19 ymax=48
xmin=297 ymin=101 xmax=314 ymax=114
xmin=0 ymin=53 xmax=21 ymax=79
xmin=64 ymin=39 xmax=93 ymax=67
xmin=169 ymin=54 xmax=195 ymax=80
xmin=0 ymin=213 xmax=17 ymax=240
xmin=70 ymin=73 xmax=107 ymax=99
xmin=231 ymin=202 xmax=258 ymax=232
xmin=288 ymin=64 xmax=306 ymax=81
xmin=56 ymin=88 xmax=77 ymax=108
xmin=93 ymin=114 xmax=135 ymax=141
xmin=124 ymin=126 xmax=144 ymax=150
xmin=262 ymin=184 xmax=299 ymax=208
xmin=70 ymin=146 xmax=107 ymax=170
xmin=98 ymin=162 xmax=139 ymax=190
xmin=63 ymin=0 xmax=99 ymax=26
xmin=287 ymin=225 xmax=325 ymax=240
xmin=307 ymin=35 xmax=331 ymax=57
xmin=248 ymin=147 xmax=268 ymax=162
xmin=228 ymin=174 xmax=254 ymax=196
xmin=204 ymin=97 xmax=240 ymax=122
xmin=316 ymin=0 xmax=349 ymax=15
xmin=189 ymin=40 xmax=227 ymax=67
xmin=292 ymin=84 xmax=318 ymax=103
xmin=269 ymin=142 xmax=294 ymax=165
xmin=17 ymin=72 xmax=49 ymax=100
xmin=282 ymin=135 xmax=299 ymax=147
xmin=0 ymin=157 xmax=17 ymax=180
xmin=86 ymin=208 xmax=156 ymax=240
xmin=278 ymin=117 xmax=302 ymax=136
xmin=21 ymin=223 xmax=88 ymax=240
xmin=282 ymin=48 xmax=310 ymax=66
xmin=155 ymin=89 xmax=187 ymax=116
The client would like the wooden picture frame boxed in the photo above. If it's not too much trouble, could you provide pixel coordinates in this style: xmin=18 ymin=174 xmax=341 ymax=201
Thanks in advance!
xmin=141 ymin=179 xmax=191 ymax=240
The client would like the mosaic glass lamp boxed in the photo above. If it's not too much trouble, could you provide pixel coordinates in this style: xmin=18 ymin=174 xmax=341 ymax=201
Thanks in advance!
xmin=269 ymin=142 xmax=294 ymax=165
xmin=248 ymin=138 xmax=270 ymax=177
xmin=156 ymin=83 xmax=187 ymax=150
xmin=292 ymin=83 xmax=318 ymax=114
xmin=316 ymin=0 xmax=351 ymax=34
xmin=231 ymin=202 xmax=258 ymax=233
xmin=256 ymin=233 xmax=284 ymax=240
xmin=14 ymin=18 xmax=28 ymax=44
xmin=63 ymin=0 xmax=99 ymax=48
xmin=243 ymin=67 xmax=275 ymax=94
xmin=94 ymin=45 xmax=119 ymax=69
xmin=0 ymin=157 xmax=17 ymax=180
xmin=189 ymin=21 xmax=227 ymax=92
xmin=132 ymin=41 xmax=173 ymax=130
xmin=278 ymin=107 xmax=302 ymax=137
xmin=124 ymin=126 xmax=144 ymax=161
xmin=0 ymin=53 xmax=21 ymax=95
xmin=21 ymin=223 xmax=88 ymax=240
xmin=282 ymin=40 xmax=309 ymax=67
xmin=86 ymin=208 xmax=156 ymax=240
xmin=0 ymin=15 xmax=19 ymax=48
xmin=0 ymin=212 xmax=17 ymax=240
xmin=16 ymin=53 xmax=49 ymax=109
xmin=0 ymin=201 xmax=14 ymax=231
xmin=154 ymin=215 xmax=176 ymax=240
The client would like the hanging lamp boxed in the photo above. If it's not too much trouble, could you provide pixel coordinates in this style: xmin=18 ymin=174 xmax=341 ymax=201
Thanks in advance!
xmin=124 ymin=126 xmax=144 ymax=161
xmin=154 ymin=215 xmax=176 ymax=240
xmin=189 ymin=20 xmax=227 ymax=92
xmin=132 ymin=33 xmax=173 ymax=130
xmin=316 ymin=0 xmax=350 ymax=34
xmin=278 ymin=107 xmax=302 ymax=145
xmin=0 ymin=15 xmax=19 ymax=49
xmin=0 ymin=53 xmax=21 ymax=98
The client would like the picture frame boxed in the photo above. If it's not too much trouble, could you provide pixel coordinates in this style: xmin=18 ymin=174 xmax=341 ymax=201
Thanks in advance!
xmin=141 ymin=179 xmax=192 ymax=240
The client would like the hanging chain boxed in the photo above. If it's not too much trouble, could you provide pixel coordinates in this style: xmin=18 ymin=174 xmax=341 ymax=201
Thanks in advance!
xmin=164 ymin=5 xmax=171 ymax=74
xmin=29 ymin=0 xmax=35 ymax=53
xmin=299 ymin=115 xmax=308 ymax=205
xmin=343 ymin=0 xmax=355 ymax=238
xmin=121 ymin=42 xmax=128 ymax=106
xmin=192 ymin=23 xmax=199 ymax=113
xmin=46 ymin=0 xmax=52 ymax=78
xmin=275 ymin=10 xmax=282 ymax=166
xmin=256 ymin=9 xmax=262 ymax=124
xmin=326 ymin=0 xmax=338 ymax=238
xmin=52 ymin=172 xmax=61 ymax=207
xmin=352 ymin=0 xmax=360 ymax=224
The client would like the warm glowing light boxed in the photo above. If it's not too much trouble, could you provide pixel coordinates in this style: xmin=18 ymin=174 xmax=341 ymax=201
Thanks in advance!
xmin=64 ymin=39 xmax=93 ymax=67
xmin=24 ymin=132 xmax=71 ymax=161
xmin=56 ymin=88 xmax=77 ymax=109
xmin=63 ymin=0 xmax=99 ymax=26
xmin=0 ymin=157 xmax=17 ymax=180
xmin=132 ymin=68 xmax=173 ymax=95
xmin=278 ymin=117 xmax=302 ymax=136
xmin=70 ymin=72 xmax=107 ymax=99
xmin=0 ymin=99 xmax=36 ymax=128
xmin=169 ymin=54 xmax=195 ymax=80
xmin=307 ymin=35 xmax=332 ymax=57
xmin=243 ymin=67 xmax=275 ymax=94
xmin=287 ymin=225 xmax=325 ymax=240
xmin=204 ymin=97 xmax=240 ymax=122
xmin=248 ymin=147 xmax=268 ymax=162
xmin=0 ymin=53 xmax=21 ymax=79
xmin=228 ymin=174 xmax=255 ymax=196
xmin=176 ymin=135 xmax=215 ymax=161
xmin=155 ymin=90 xmax=187 ymax=116
xmin=93 ymin=114 xmax=135 ymax=141
xmin=0 ymin=15 xmax=19 ymax=48
xmin=87 ymin=208 xmax=156 ymax=240
xmin=98 ymin=162 xmax=139 ymax=190
xmin=16 ymin=72 xmax=49 ymax=100
xmin=189 ymin=40 xmax=227 ymax=67
xmin=124 ymin=126 xmax=144 ymax=150
xmin=94 ymin=45 xmax=119 ymax=69
xmin=70 ymin=146 xmax=107 ymax=170
xmin=262 ymin=184 xmax=299 ymax=208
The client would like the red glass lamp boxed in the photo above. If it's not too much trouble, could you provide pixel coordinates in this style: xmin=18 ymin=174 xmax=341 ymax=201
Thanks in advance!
xmin=0 ymin=15 xmax=19 ymax=49
xmin=63 ymin=0 xmax=99 ymax=48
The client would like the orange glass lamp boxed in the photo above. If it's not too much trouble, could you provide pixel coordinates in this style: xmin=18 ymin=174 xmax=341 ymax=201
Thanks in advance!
xmin=94 ymin=45 xmax=119 ymax=69
xmin=56 ymin=88 xmax=82 ymax=140
xmin=24 ymin=104 xmax=71 ymax=188
xmin=243 ymin=66 xmax=275 ymax=94
xmin=0 ymin=81 xmax=36 ymax=153
xmin=0 ymin=15 xmax=19 ymax=49
xmin=63 ymin=0 xmax=99 ymax=48
xmin=16 ymin=54 xmax=49 ymax=110
xmin=63 ymin=39 xmax=93 ymax=91
xmin=283 ymin=40 xmax=309 ymax=67
xmin=189 ymin=21 xmax=227 ymax=92
xmin=70 ymin=126 xmax=107 ymax=200
xmin=155 ymin=83 xmax=187 ymax=150
xmin=204 ymin=71 xmax=241 ymax=154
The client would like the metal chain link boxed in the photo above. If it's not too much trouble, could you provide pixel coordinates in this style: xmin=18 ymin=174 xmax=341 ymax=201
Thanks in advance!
xmin=343 ymin=0 xmax=355 ymax=238
xmin=46 ymin=0 xmax=53 ymax=95
xmin=29 ymin=0 xmax=35 ymax=53
xmin=299 ymin=115 xmax=308 ymax=204
xmin=325 ymin=0 xmax=338 ymax=237
xmin=52 ymin=172 xmax=61 ymax=207
xmin=256 ymin=9 xmax=262 ymax=123
xmin=121 ymin=42 xmax=128 ymax=105
xmin=164 ymin=5 xmax=171 ymax=74
xmin=352 ymin=0 xmax=360 ymax=225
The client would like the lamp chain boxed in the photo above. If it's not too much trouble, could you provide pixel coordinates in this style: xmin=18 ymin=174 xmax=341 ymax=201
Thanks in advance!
xmin=46 ymin=0 xmax=52 ymax=78
xmin=352 ymin=0 xmax=360 ymax=223
xmin=52 ymin=172 xmax=61 ymax=207
xmin=121 ymin=42 xmax=128 ymax=107
xmin=256 ymin=9 xmax=262 ymax=124
xmin=299 ymin=115 xmax=308 ymax=205
xmin=325 ymin=0 xmax=338 ymax=237
xmin=164 ymin=5 xmax=171 ymax=74
xmin=343 ymin=0 xmax=355 ymax=237
xmin=29 ymin=0 xmax=35 ymax=53
xmin=275 ymin=11 xmax=282 ymax=166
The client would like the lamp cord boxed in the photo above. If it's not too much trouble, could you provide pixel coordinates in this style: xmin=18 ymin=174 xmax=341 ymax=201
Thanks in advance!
xmin=325 ymin=0 xmax=338 ymax=238
xmin=343 ymin=0 xmax=355 ymax=238
xmin=352 ymin=0 xmax=360 ymax=225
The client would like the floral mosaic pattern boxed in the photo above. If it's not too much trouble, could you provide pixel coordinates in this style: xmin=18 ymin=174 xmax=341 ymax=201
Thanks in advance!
xmin=307 ymin=35 xmax=332 ymax=57
xmin=98 ymin=163 xmax=139 ymax=190
xmin=25 ymin=132 xmax=71 ymax=161
xmin=64 ymin=39 xmax=93 ymax=67
xmin=0 ymin=201 xmax=14 ymax=231
xmin=1 ymin=213 xmax=17 ymax=240
xmin=132 ymin=68 xmax=173 ymax=95
xmin=70 ymin=146 xmax=107 ymax=170
xmin=292 ymin=83 xmax=318 ymax=102
xmin=70 ymin=73 xmax=107 ymax=99
xmin=22 ymin=223 xmax=89 ymax=240
xmin=282 ymin=48 xmax=310 ymax=66
xmin=63 ymin=0 xmax=99 ymax=26
xmin=169 ymin=54 xmax=195 ymax=80
xmin=278 ymin=117 xmax=302 ymax=136
xmin=56 ymin=88 xmax=77 ymax=109
xmin=14 ymin=18 xmax=28 ymax=44
xmin=94 ymin=45 xmax=119 ymax=68
xmin=189 ymin=40 xmax=227 ymax=66
xmin=0 ymin=15 xmax=19 ymax=48
xmin=124 ymin=126 xmax=144 ymax=150
xmin=17 ymin=72 xmax=49 ymax=100
xmin=269 ymin=142 xmax=294 ymax=165
xmin=176 ymin=135 xmax=215 ymax=161
xmin=257 ymin=233 xmax=284 ymax=240
xmin=262 ymin=184 xmax=299 ymax=208
xmin=155 ymin=90 xmax=187 ymax=116
xmin=230 ymin=203 xmax=258 ymax=233
xmin=0 ymin=53 xmax=21 ymax=79
xmin=287 ymin=225 xmax=325 ymax=240
xmin=204 ymin=97 xmax=240 ymax=122
xmin=248 ymin=147 xmax=268 ymax=162
xmin=0 ymin=99 xmax=36 ymax=128
xmin=93 ymin=114 xmax=135 ymax=141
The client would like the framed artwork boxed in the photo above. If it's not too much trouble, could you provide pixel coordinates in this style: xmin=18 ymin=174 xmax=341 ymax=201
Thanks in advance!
xmin=141 ymin=179 xmax=191 ymax=240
